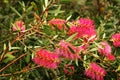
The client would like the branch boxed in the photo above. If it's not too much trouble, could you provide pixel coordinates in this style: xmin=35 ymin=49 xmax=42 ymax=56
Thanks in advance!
xmin=0 ymin=53 xmax=27 ymax=73
xmin=0 ymin=65 xmax=40 ymax=77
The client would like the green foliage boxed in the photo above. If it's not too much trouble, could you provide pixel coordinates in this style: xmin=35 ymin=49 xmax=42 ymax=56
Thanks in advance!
xmin=0 ymin=0 xmax=120 ymax=80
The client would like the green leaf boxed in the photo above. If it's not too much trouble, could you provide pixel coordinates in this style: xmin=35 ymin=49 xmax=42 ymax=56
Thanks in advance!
xmin=52 ymin=35 xmax=58 ymax=40
xmin=8 ymin=41 xmax=11 ymax=51
xmin=89 ymin=48 xmax=98 ymax=52
xmin=92 ymin=53 xmax=99 ymax=58
xmin=66 ymin=33 xmax=77 ymax=42
xmin=31 ymin=52 xmax=35 ymax=59
xmin=88 ymin=35 xmax=96 ymax=42
xmin=48 ymin=10 xmax=64 ymax=14
xmin=60 ymin=0 xmax=72 ymax=3
xmin=44 ymin=0 xmax=49 ymax=7
xmin=10 ymin=6 xmax=22 ymax=17
xmin=19 ymin=1 xmax=25 ymax=12
xmin=4 ymin=53 xmax=15 ymax=58
xmin=25 ymin=53 xmax=31 ymax=63
xmin=94 ymin=42 xmax=100 ymax=47
xmin=26 ymin=6 xmax=33 ymax=12
xmin=66 ymin=15 xmax=72 ymax=21
xmin=43 ymin=25 xmax=53 ymax=35
xmin=11 ymin=47 xmax=21 ymax=50
xmin=116 ymin=65 xmax=120 ymax=72
xmin=4 ymin=0 xmax=9 ymax=3
xmin=3 ymin=53 xmax=15 ymax=63
xmin=77 ymin=0 xmax=86 ymax=5
xmin=102 ymin=33 xmax=106 ymax=39
xmin=48 ymin=5 xmax=64 ymax=16
xmin=83 ymin=55 xmax=87 ymax=68
xmin=75 ymin=59 xmax=79 ymax=66
xmin=3 ymin=43 xmax=6 ymax=50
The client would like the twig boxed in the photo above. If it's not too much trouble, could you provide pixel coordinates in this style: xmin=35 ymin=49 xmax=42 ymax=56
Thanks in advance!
xmin=0 ymin=65 xmax=40 ymax=77
xmin=0 ymin=33 xmax=25 ymax=63
xmin=40 ymin=0 xmax=54 ymax=18
xmin=0 ymin=53 xmax=27 ymax=73
xmin=0 ymin=27 xmax=35 ymax=63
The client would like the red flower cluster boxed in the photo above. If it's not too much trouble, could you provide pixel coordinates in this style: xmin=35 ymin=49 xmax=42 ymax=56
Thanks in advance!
xmin=33 ymin=49 xmax=60 ymax=69
xmin=49 ymin=18 xmax=66 ymax=30
xmin=31 ymin=18 xmax=117 ymax=79
xmin=68 ymin=18 xmax=96 ymax=42
xmin=56 ymin=40 xmax=81 ymax=60
xmin=85 ymin=62 xmax=107 ymax=80
xmin=98 ymin=41 xmax=115 ymax=61
xmin=12 ymin=20 xmax=25 ymax=32
xmin=111 ymin=33 xmax=120 ymax=47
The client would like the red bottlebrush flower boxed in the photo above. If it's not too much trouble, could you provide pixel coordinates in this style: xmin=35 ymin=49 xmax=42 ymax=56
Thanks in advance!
xmin=85 ymin=62 xmax=107 ymax=80
xmin=111 ymin=33 xmax=120 ymax=47
xmin=68 ymin=26 xmax=77 ymax=35
xmin=98 ymin=41 xmax=111 ymax=55
xmin=78 ymin=18 xmax=95 ymax=28
xmin=68 ymin=18 xmax=96 ymax=42
xmin=76 ymin=27 xmax=96 ymax=41
xmin=49 ymin=18 xmax=66 ymax=30
xmin=12 ymin=20 xmax=25 ymax=32
xmin=55 ymin=40 xmax=81 ymax=60
xmin=33 ymin=49 xmax=60 ymax=69
xmin=98 ymin=41 xmax=115 ymax=61
xmin=64 ymin=64 xmax=75 ymax=75
xmin=107 ymin=54 xmax=115 ymax=61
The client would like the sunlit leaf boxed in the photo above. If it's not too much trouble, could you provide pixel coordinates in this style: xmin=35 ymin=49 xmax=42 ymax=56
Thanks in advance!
xmin=3 ymin=53 xmax=15 ymax=63
xmin=8 ymin=41 xmax=11 ymax=51
xmin=116 ymin=65 xmax=120 ymax=72
xmin=102 ymin=33 xmax=106 ymax=39
xmin=66 ymin=33 xmax=77 ymax=42
xmin=92 ymin=53 xmax=99 ymax=58
xmin=66 ymin=15 xmax=72 ymax=21
xmin=11 ymin=47 xmax=21 ymax=50
xmin=75 ymin=59 xmax=79 ymax=66
xmin=89 ymin=48 xmax=98 ymax=52
xmin=3 ymin=43 xmax=6 ymax=50
xmin=45 ymin=0 xmax=48 ymax=7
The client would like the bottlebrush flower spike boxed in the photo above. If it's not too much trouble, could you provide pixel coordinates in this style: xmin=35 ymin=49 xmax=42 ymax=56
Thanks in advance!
xmin=55 ymin=40 xmax=81 ymax=60
xmin=33 ymin=49 xmax=60 ymax=69
xmin=68 ymin=26 xmax=77 ymax=36
xmin=98 ymin=41 xmax=115 ymax=61
xmin=98 ymin=41 xmax=111 ymax=54
xmin=49 ymin=18 xmax=66 ymax=30
xmin=77 ymin=27 xmax=96 ymax=41
xmin=85 ymin=62 xmax=107 ymax=80
xmin=68 ymin=18 xmax=96 ymax=42
xmin=12 ymin=20 xmax=25 ymax=32
xmin=78 ymin=18 xmax=95 ymax=28
xmin=111 ymin=33 xmax=120 ymax=47
xmin=107 ymin=54 xmax=115 ymax=61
